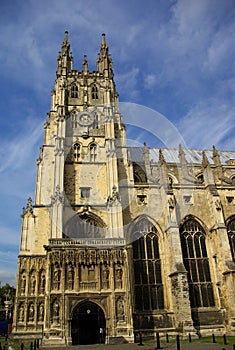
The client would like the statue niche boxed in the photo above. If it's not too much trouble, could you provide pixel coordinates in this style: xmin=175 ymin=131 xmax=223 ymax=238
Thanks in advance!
xmin=101 ymin=263 xmax=110 ymax=289
xmin=38 ymin=270 xmax=46 ymax=294
xmin=66 ymin=263 xmax=74 ymax=290
xmin=52 ymin=263 xmax=61 ymax=290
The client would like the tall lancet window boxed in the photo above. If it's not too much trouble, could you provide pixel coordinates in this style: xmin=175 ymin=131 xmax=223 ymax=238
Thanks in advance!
xmin=227 ymin=217 xmax=235 ymax=262
xmin=89 ymin=143 xmax=97 ymax=162
xmin=71 ymin=84 xmax=78 ymax=98
xmin=73 ymin=143 xmax=81 ymax=160
xmin=132 ymin=218 xmax=164 ymax=311
xmin=180 ymin=218 xmax=215 ymax=308
xmin=91 ymin=84 xmax=98 ymax=99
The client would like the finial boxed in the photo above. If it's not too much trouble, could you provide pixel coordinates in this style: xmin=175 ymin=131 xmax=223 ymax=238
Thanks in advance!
xmin=178 ymin=144 xmax=187 ymax=164
xmin=63 ymin=31 xmax=68 ymax=43
xmin=159 ymin=149 xmax=166 ymax=165
xmin=202 ymin=151 xmax=209 ymax=168
xmin=102 ymin=33 xmax=106 ymax=44
xmin=82 ymin=54 xmax=88 ymax=72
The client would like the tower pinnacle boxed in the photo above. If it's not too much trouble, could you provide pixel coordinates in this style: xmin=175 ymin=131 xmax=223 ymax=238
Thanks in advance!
xmin=57 ymin=31 xmax=73 ymax=76
xmin=97 ymin=33 xmax=113 ymax=77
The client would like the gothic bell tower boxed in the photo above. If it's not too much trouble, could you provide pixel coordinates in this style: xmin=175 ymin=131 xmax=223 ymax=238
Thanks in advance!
xmin=12 ymin=32 xmax=134 ymax=345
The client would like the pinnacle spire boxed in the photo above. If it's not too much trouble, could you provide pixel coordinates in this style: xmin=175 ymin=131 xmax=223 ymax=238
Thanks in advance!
xmin=178 ymin=144 xmax=187 ymax=164
xmin=97 ymin=33 xmax=113 ymax=77
xmin=202 ymin=150 xmax=210 ymax=168
xmin=57 ymin=31 xmax=73 ymax=76
xmin=62 ymin=31 xmax=70 ymax=54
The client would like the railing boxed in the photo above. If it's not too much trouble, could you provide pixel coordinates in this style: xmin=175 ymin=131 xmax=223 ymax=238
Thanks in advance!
xmin=79 ymin=281 xmax=97 ymax=290
xmin=48 ymin=238 xmax=126 ymax=247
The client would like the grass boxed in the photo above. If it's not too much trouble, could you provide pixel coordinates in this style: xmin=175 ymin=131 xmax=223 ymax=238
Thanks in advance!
xmin=0 ymin=336 xmax=40 ymax=350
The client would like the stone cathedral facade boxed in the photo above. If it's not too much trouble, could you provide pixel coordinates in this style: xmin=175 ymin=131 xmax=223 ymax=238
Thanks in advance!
xmin=12 ymin=32 xmax=235 ymax=345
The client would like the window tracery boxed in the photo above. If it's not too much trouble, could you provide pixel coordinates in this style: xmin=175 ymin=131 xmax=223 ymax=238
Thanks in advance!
xmin=227 ymin=217 xmax=235 ymax=262
xmin=71 ymin=84 xmax=78 ymax=98
xmin=132 ymin=219 xmax=164 ymax=311
xmin=89 ymin=143 xmax=97 ymax=162
xmin=180 ymin=218 xmax=215 ymax=308
xmin=73 ymin=143 xmax=81 ymax=160
xmin=91 ymin=84 xmax=98 ymax=99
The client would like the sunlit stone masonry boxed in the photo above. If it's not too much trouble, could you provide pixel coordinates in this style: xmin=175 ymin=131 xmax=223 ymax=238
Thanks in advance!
xmin=12 ymin=32 xmax=235 ymax=345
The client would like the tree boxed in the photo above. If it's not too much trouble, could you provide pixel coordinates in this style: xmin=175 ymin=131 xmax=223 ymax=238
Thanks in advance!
xmin=0 ymin=284 xmax=15 ymax=322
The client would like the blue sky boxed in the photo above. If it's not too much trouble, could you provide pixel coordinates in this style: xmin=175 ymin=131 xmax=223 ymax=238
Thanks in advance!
xmin=0 ymin=0 xmax=235 ymax=285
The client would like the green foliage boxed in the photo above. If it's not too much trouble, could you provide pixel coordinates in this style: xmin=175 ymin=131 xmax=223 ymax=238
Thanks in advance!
xmin=0 ymin=284 xmax=16 ymax=322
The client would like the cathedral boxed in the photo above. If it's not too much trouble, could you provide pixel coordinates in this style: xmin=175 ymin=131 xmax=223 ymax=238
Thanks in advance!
xmin=12 ymin=32 xmax=235 ymax=345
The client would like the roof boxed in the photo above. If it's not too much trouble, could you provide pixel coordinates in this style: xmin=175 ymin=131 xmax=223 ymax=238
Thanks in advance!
xmin=127 ymin=147 xmax=235 ymax=165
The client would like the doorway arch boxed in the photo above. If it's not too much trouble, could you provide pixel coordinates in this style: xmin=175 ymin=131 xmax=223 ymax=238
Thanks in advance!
xmin=71 ymin=301 xmax=106 ymax=345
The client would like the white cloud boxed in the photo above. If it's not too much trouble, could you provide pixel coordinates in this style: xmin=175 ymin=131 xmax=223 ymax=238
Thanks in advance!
xmin=178 ymin=99 xmax=235 ymax=150
xmin=116 ymin=67 xmax=140 ymax=99
xmin=0 ymin=119 xmax=43 ymax=174
xmin=144 ymin=74 xmax=157 ymax=90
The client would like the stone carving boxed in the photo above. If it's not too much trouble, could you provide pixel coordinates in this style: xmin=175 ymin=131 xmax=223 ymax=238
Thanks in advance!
xmin=116 ymin=297 xmax=125 ymax=322
xmin=53 ymin=264 xmax=61 ymax=290
xmin=39 ymin=272 xmax=46 ymax=294
xmin=22 ymin=197 xmax=33 ymax=216
xmin=215 ymin=199 xmax=222 ymax=210
xmin=28 ymin=303 xmax=34 ymax=322
xmin=67 ymin=264 xmax=74 ymax=290
xmin=38 ymin=303 xmax=44 ymax=322
xmin=20 ymin=275 xmax=26 ymax=295
xmin=51 ymin=185 xmax=64 ymax=205
xmin=108 ymin=185 xmax=120 ymax=203
xmin=30 ymin=274 xmax=36 ymax=295
xmin=18 ymin=304 xmax=24 ymax=322
xmin=52 ymin=300 xmax=60 ymax=325
xmin=115 ymin=263 xmax=123 ymax=289
xmin=101 ymin=264 xmax=110 ymax=289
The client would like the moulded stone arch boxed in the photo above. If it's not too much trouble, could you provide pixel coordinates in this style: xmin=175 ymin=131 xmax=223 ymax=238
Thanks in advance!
xmin=179 ymin=214 xmax=209 ymax=236
xmin=63 ymin=212 xmax=106 ymax=239
xmin=127 ymin=214 xmax=163 ymax=244
xmin=179 ymin=215 xmax=215 ymax=310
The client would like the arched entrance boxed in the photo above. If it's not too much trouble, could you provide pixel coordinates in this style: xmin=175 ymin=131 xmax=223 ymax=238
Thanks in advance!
xmin=71 ymin=301 xmax=106 ymax=345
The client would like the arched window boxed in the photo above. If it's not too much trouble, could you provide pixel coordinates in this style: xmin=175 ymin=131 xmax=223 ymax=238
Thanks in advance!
xmin=64 ymin=213 xmax=105 ymax=239
xmin=227 ymin=217 xmax=235 ymax=262
xmin=180 ymin=218 xmax=215 ymax=308
xmin=74 ymin=143 xmax=81 ymax=160
xmin=89 ymin=143 xmax=97 ymax=162
xmin=71 ymin=84 xmax=78 ymax=98
xmin=132 ymin=219 xmax=164 ymax=311
xmin=133 ymin=163 xmax=147 ymax=184
xmin=91 ymin=85 xmax=98 ymax=99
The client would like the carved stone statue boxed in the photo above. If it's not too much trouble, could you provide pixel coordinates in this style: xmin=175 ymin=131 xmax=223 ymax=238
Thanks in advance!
xmin=116 ymin=297 xmax=125 ymax=321
xmin=20 ymin=276 xmax=26 ymax=294
xmin=53 ymin=265 xmax=61 ymax=290
xmin=102 ymin=264 xmax=110 ymax=289
xmin=28 ymin=304 xmax=34 ymax=322
xmin=39 ymin=303 xmax=44 ymax=322
xmin=115 ymin=263 xmax=123 ymax=289
xmin=18 ymin=304 xmax=24 ymax=322
xmin=31 ymin=275 xmax=36 ymax=295
xmin=67 ymin=264 xmax=74 ymax=290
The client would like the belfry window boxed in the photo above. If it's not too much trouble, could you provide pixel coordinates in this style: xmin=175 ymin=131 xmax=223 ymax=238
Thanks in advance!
xmin=91 ymin=85 xmax=98 ymax=99
xmin=89 ymin=143 xmax=97 ymax=162
xmin=74 ymin=143 xmax=81 ymax=160
xmin=132 ymin=219 xmax=164 ymax=311
xmin=180 ymin=218 xmax=215 ymax=308
xmin=71 ymin=84 xmax=78 ymax=98
xmin=227 ymin=218 xmax=235 ymax=262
